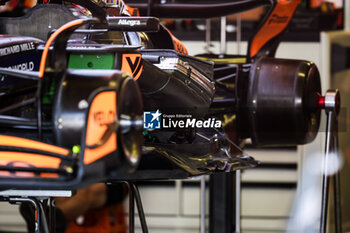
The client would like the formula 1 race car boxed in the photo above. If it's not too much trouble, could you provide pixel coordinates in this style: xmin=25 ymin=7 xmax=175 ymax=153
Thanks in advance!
xmin=0 ymin=0 xmax=259 ymax=185
xmin=0 ymin=0 xmax=332 ymax=185
xmin=0 ymin=1 xmax=341 ymax=233
xmin=0 ymin=17 xmax=146 ymax=190
xmin=125 ymin=0 xmax=322 ymax=144
xmin=0 ymin=0 xmax=330 ymax=183
xmin=73 ymin=0 xmax=324 ymax=178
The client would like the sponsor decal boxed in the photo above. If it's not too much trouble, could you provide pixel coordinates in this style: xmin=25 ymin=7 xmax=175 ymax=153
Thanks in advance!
xmin=93 ymin=110 xmax=116 ymax=127
xmin=68 ymin=45 xmax=100 ymax=49
xmin=8 ymin=61 xmax=35 ymax=71
xmin=118 ymin=19 xmax=141 ymax=27
xmin=0 ymin=42 xmax=35 ymax=57
xmin=121 ymin=53 xmax=143 ymax=80
xmin=84 ymin=91 xmax=117 ymax=164
xmin=0 ymin=52 xmax=41 ymax=87
xmin=268 ymin=14 xmax=289 ymax=24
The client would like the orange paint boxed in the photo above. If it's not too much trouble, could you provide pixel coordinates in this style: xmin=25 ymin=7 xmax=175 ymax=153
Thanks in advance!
xmin=0 ymin=152 xmax=61 ymax=169
xmin=126 ymin=5 xmax=140 ymax=16
xmin=121 ymin=54 xmax=143 ymax=80
xmin=0 ymin=160 xmax=59 ymax=178
xmin=249 ymin=0 xmax=301 ymax=58
xmin=0 ymin=135 xmax=69 ymax=155
xmin=164 ymin=27 xmax=188 ymax=55
xmin=0 ymin=153 xmax=61 ymax=178
xmin=84 ymin=91 xmax=117 ymax=164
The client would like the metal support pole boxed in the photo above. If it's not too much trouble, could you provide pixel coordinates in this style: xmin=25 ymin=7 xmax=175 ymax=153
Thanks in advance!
xmin=235 ymin=170 xmax=241 ymax=233
xmin=147 ymin=0 xmax=154 ymax=16
xmin=345 ymin=0 xmax=350 ymax=32
xmin=49 ymin=198 xmax=56 ymax=233
xmin=320 ymin=112 xmax=333 ymax=233
xmin=131 ymin=183 xmax=148 ymax=233
xmin=333 ymin=119 xmax=342 ymax=233
xmin=37 ymin=199 xmax=49 ymax=233
xmin=18 ymin=198 xmax=41 ymax=233
xmin=0 ymin=191 xmax=70 ymax=233
xmin=7 ymin=197 xmax=49 ymax=233
xmin=220 ymin=16 xmax=227 ymax=58
xmin=236 ymin=14 xmax=242 ymax=55
xmin=176 ymin=180 xmax=183 ymax=216
xmin=209 ymin=173 xmax=235 ymax=233
xmin=235 ymin=13 xmax=242 ymax=233
xmin=200 ymin=176 xmax=206 ymax=233
xmin=128 ymin=183 xmax=135 ymax=233
xmin=127 ymin=182 xmax=148 ymax=233
xmin=205 ymin=19 xmax=211 ymax=53
xmin=320 ymin=90 xmax=342 ymax=233
xmin=286 ymin=91 xmax=341 ymax=233
xmin=334 ymin=168 xmax=342 ymax=233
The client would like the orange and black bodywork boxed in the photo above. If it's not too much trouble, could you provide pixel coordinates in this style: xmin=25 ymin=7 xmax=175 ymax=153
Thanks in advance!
xmin=247 ymin=0 xmax=302 ymax=59
xmin=0 ymin=0 xmax=251 ymax=180
xmin=0 ymin=0 xmax=322 ymax=182
xmin=54 ymin=69 xmax=143 ymax=181
xmin=0 ymin=0 xmax=214 ymax=117
xmin=125 ymin=0 xmax=301 ymax=60
xmin=125 ymin=0 xmax=271 ymax=19
xmin=0 ymin=18 xmax=143 ymax=189
xmin=137 ymin=49 xmax=214 ymax=117
xmin=122 ymin=0 xmax=324 ymax=147
xmin=120 ymin=53 xmax=143 ymax=80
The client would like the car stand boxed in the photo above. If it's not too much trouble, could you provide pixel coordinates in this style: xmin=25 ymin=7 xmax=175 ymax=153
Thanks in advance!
xmin=0 ymin=190 xmax=72 ymax=233
xmin=320 ymin=90 xmax=342 ymax=233
xmin=127 ymin=182 xmax=148 ymax=233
